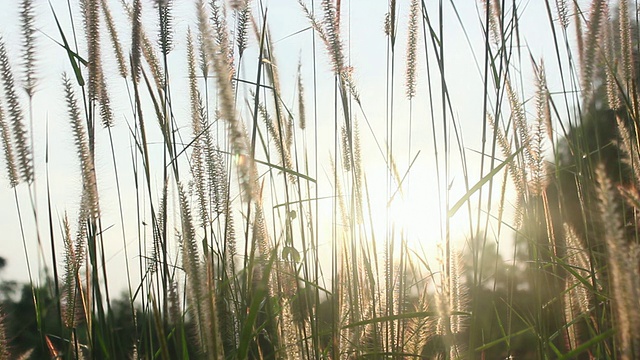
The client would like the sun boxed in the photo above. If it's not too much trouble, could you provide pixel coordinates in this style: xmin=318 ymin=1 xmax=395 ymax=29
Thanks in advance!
xmin=360 ymin=166 xmax=473 ymax=252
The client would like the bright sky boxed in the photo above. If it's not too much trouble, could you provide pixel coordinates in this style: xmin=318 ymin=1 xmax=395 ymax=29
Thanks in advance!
xmin=0 ymin=0 xmax=581 ymax=295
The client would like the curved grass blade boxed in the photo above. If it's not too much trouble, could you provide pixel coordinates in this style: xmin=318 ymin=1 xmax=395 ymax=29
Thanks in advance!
xmin=448 ymin=145 xmax=523 ymax=217
xmin=49 ymin=1 xmax=86 ymax=86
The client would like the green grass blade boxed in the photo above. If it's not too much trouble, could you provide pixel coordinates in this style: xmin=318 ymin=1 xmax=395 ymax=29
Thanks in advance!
xmin=448 ymin=146 xmax=523 ymax=217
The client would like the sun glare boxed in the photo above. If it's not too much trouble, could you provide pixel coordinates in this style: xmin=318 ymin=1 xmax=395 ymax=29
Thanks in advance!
xmin=362 ymin=168 xmax=473 ymax=253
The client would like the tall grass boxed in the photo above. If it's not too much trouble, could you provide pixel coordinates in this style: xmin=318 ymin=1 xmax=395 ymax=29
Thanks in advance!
xmin=1 ymin=0 xmax=640 ymax=359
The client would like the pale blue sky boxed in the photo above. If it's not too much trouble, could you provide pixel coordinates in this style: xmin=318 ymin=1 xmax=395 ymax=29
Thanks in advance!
xmin=0 ymin=0 xmax=581 ymax=293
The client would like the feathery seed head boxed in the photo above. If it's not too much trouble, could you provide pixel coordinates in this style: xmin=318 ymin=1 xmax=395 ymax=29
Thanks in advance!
xmin=63 ymin=74 xmax=100 ymax=219
xmin=19 ymin=0 xmax=37 ymax=97
xmin=341 ymin=67 xmax=361 ymax=104
xmin=142 ymin=35 xmax=165 ymax=90
xmin=189 ymin=92 xmax=209 ymax=227
xmin=341 ymin=125 xmax=351 ymax=172
xmin=556 ymin=0 xmax=569 ymax=28
xmin=505 ymin=79 xmax=534 ymax=199
xmin=322 ymin=0 xmax=344 ymax=73
xmin=210 ymin=0 xmax=236 ymax=79
xmin=81 ymin=0 xmax=113 ymax=128
xmin=300 ymin=0 xmax=346 ymax=74
xmin=534 ymin=60 xmax=553 ymax=142
xmin=157 ymin=0 xmax=174 ymax=55
xmin=131 ymin=0 xmax=142 ymax=83
xmin=596 ymin=164 xmax=640 ymax=358
xmin=581 ymin=0 xmax=606 ymax=97
xmin=198 ymin=32 xmax=209 ymax=78
xmin=198 ymin=0 xmax=257 ymax=201
xmin=187 ymin=30 xmax=200 ymax=130
xmin=0 ymin=102 xmax=19 ymax=187
xmin=601 ymin=4 xmax=621 ymax=111
xmin=483 ymin=0 xmax=502 ymax=44
xmin=177 ymin=183 xmax=203 ymax=299
xmin=619 ymin=0 xmax=635 ymax=88
xmin=234 ymin=0 xmax=250 ymax=57
xmin=529 ymin=60 xmax=550 ymax=195
xmin=616 ymin=115 xmax=640 ymax=187
xmin=405 ymin=0 xmax=419 ymax=99
xmin=101 ymin=0 xmax=128 ymax=78
xmin=177 ymin=183 xmax=225 ymax=358
xmin=563 ymin=223 xmax=595 ymax=316
xmin=0 ymin=37 xmax=32 ymax=183
xmin=98 ymin=79 xmax=114 ymax=127
xmin=296 ymin=60 xmax=306 ymax=130
xmin=384 ymin=12 xmax=391 ymax=36
xmin=82 ymin=0 xmax=102 ymax=100
xmin=61 ymin=213 xmax=86 ymax=329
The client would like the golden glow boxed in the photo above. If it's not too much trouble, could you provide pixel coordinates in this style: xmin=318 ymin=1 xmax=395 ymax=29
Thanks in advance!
xmin=360 ymin=168 xmax=472 ymax=251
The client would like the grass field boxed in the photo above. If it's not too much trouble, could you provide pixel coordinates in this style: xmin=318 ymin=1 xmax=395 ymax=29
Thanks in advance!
xmin=0 ymin=0 xmax=639 ymax=359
